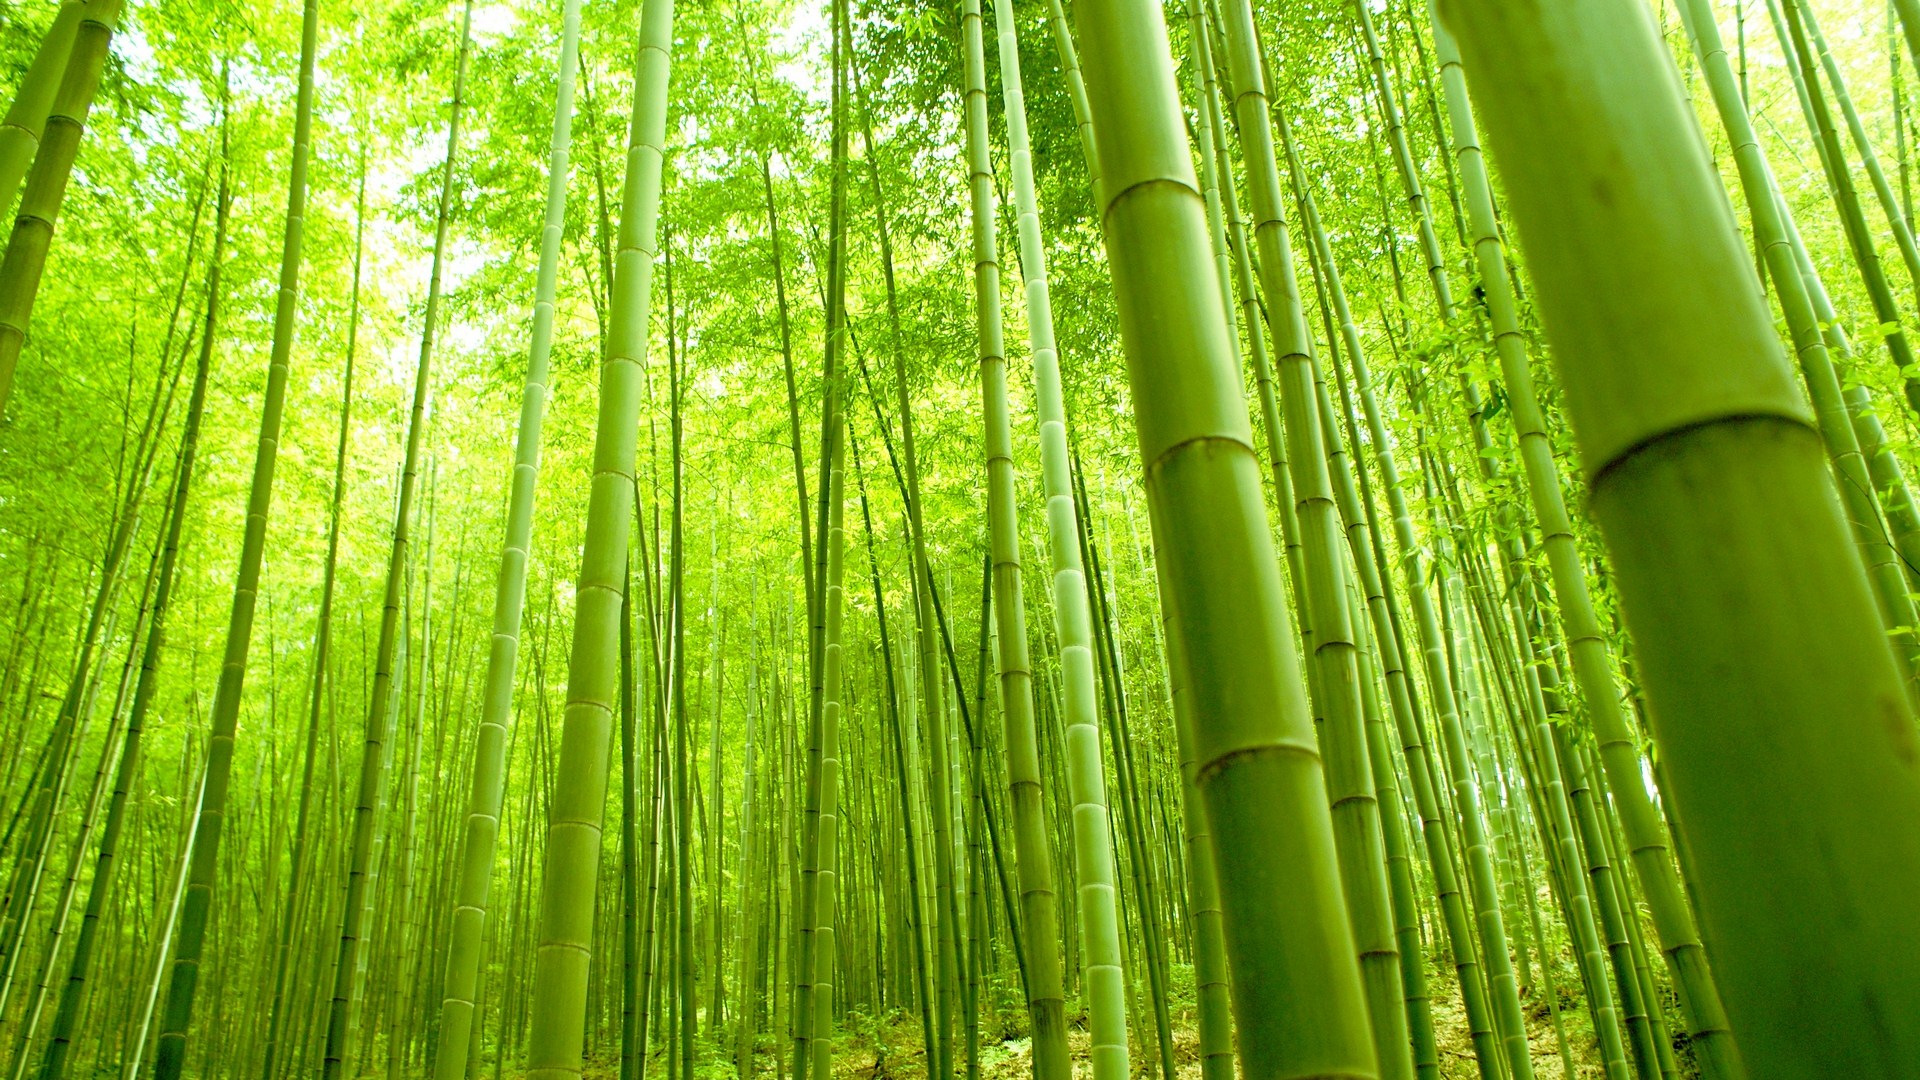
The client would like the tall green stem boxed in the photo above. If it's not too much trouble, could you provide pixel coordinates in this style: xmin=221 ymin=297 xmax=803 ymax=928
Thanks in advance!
xmin=1212 ymin=3 xmax=1415 ymax=1074
xmin=1430 ymin=4 xmax=1749 ymax=1075
xmin=0 ymin=0 xmax=122 ymax=415
xmin=149 ymin=11 xmax=316 ymax=1070
xmin=1438 ymin=0 xmax=1920 ymax=1070
xmin=1073 ymin=0 xmax=1378 ymax=1073
xmin=523 ymin=0 xmax=674 ymax=1068
xmin=322 ymin=8 xmax=473 ymax=1070
xmin=435 ymin=0 xmax=580 ymax=1067
xmin=0 ymin=0 xmax=86 ymax=221
xmin=980 ymin=2 xmax=1131 ymax=1077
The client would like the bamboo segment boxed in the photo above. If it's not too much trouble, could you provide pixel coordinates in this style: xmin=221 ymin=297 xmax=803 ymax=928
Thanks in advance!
xmin=979 ymin=2 xmax=1130 ymax=1078
xmin=1071 ymin=0 xmax=1377 ymax=1074
xmin=1439 ymin=0 xmax=1920 ymax=1072
xmin=0 ymin=0 xmax=121 ymax=415
xmin=1431 ymin=4 xmax=1747 ymax=1076
xmin=524 ymin=0 xmax=674 ymax=1070
xmin=0 ymin=0 xmax=86 ymax=220
xmin=435 ymin=0 xmax=581 ymax=1069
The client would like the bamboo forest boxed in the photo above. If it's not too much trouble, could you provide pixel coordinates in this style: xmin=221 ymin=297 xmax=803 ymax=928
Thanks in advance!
xmin=2 ymin=0 xmax=1920 ymax=1073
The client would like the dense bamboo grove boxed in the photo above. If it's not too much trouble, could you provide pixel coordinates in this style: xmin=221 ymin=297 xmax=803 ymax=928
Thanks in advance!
xmin=0 ymin=0 xmax=1918 ymax=1075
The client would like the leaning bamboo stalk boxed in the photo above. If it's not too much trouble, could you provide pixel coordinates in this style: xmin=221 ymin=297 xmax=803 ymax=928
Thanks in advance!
xmin=521 ymin=0 xmax=673 ymax=1069
xmin=1795 ymin=0 xmax=1920 ymax=309
xmin=0 ymin=0 xmax=122 ymax=414
xmin=1193 ymin=0 xmax=1312 ymax=695
xmin=320 ymin=8 xmax=474 ymax=1071
xmin=255 ymin=16 xmax=340 ymax=1080
xmin=0 ymin=0 xmax=87 ymax=221
xmin=804 ymin=405 xmax=846 ymax=1080
xmin=1768 ymin=0 xmax=1920 ymax=402
xmin=1336 ymin=27 xmax=1574 ymax=1076
xmin=149 ymin=9 xmax=323 ymax=1070
xmin=1281 ymin=118 xmax=1454 ymax=1080
xmin=1438 ymin=0 xmax=1920 ymax=1071
xmin=1428 ymin=4 xmax=1749 ymax=1076
xmin=978 ymin=1 xmax=1130 ymax=1076
xmin=434 ymin=0 xmax=581 ymax=1068
xmin=1071 ymin=0 xmax=1378 ymax=1074
xmin=1208 ymin=5 xmax=1412 ymax=1073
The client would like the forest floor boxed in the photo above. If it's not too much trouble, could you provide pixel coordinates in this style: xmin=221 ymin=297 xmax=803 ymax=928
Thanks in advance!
xmin=566 ymin=951 xmax=1671 ymax=1080
xmin=805 ymin=950 xmax=1659 ymax=1080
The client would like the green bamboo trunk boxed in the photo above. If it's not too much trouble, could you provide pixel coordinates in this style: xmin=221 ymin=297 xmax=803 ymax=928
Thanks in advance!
xmin=1171 ymin=19 xmax=1246 ymax=1080
xmin=806 ymin=424 xmax=845 ymax=1080
xmin=1071 ymin=0 xmax=1377 ymax=1074
xmin=321 ymin=9 xmax=473 ymax=1070
xmin=855 ymin=425 xmax=938 ymax=1080
xmin=973 ymin=1 xmax=1129 ymax=1077
xmin=1754 ymin=113 xmax=1920 ymax=593
xmin=1425 ymin=4 xmax=1748 ymax=1075
xmin=1191 ymin=0 xmax=1313 ymax=684
xmin=1280 ymin=121 xmax=1452 ymax=1080
xmin=1767 ymin=0 xmax=1920 ymax=402
xmin=1796 ymin=0 xmax=1920 ymax=306
xmin=0 ymin=0 xmax=86 ymax=219
xmin=852 ymin=45 xmax=970 ymax=1080
xmin=522 ymin=0 xmax=673 ymax=1070
xmin=127 ymin=755 xmax=205 ymax=1080
xmin=147 ymin=13 xmax=317 ymax=1070
xmin=1154 ymin=574 xmax=1236 ymax=1080
xmin=1357 ymin=5 xmax=1631 ymax=1071
xmin=669 ymin=253 xmax=695 ymax=1080
xmin=255 ymin=11 xmax=333 ymax=1078
xmin=0 ymin=0 xmax=122 ymax=415
xmin=1208 ymin=4 xmax=1415 ymax=1075
xmin=946 ymin=10 xmax=1077 ymax=1075
xmin=794 ymin=7 xmax=851 ymax=1075
xmin=434 ymin=0 xmax=580 ymax=1068
xmin=1438 ymin=0 xmax=1920 ymax=1072
xmin=1841 ymin=384 xmax=1920 ymax=592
